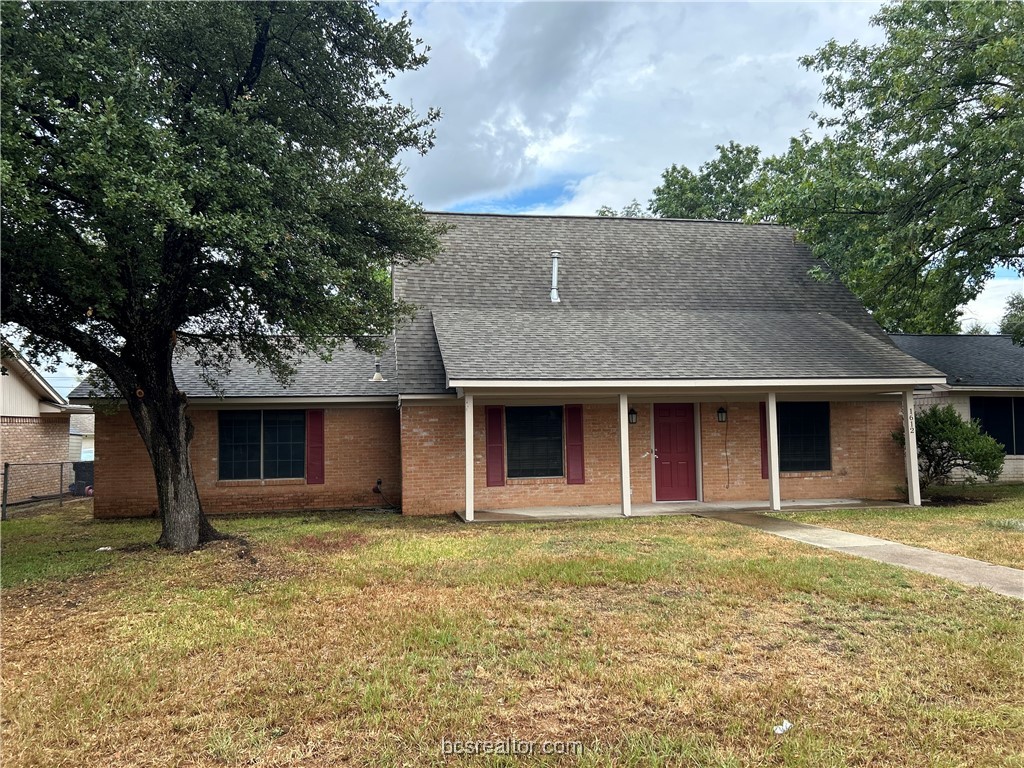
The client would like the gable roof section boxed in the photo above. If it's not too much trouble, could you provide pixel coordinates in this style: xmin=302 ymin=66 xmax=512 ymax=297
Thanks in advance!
xmin=890 ymin=334 xmax=1024 ymax=388
xmin=69 ymin=340 xmax=397 ymax=401
xmin=1 ymin=341 xmax=68 ymax=407
xmin=395 ymin=214 xmax=942 ymax=391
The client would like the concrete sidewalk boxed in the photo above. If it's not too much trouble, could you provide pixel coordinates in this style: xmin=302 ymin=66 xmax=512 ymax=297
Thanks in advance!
xmin=698 ymin=511 xmax=1024 ymax=601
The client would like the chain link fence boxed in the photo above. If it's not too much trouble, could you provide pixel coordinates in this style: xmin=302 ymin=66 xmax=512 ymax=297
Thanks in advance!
xmin=1 ymin=461 xmax=94 ymax=519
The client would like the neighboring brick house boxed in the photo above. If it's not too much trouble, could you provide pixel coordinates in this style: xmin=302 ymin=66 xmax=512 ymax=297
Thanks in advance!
xmin=1 ymin=343 xmax=91 ymax=501
xmin=891 ymin=334 xmax=1024 ymax=482
xmin=72 ymin=214 xmax=945 ymax=520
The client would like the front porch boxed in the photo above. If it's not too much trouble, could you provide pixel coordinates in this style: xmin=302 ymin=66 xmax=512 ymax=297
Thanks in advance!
xmin=454 ymin=388 xmax=924 ymax=522
xmin=458 ymin=497 xmax=903 ymax=523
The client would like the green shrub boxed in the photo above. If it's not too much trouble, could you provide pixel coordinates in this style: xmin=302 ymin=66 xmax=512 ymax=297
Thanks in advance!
xmin=893 ymin=404 xmax=1005 ymax=489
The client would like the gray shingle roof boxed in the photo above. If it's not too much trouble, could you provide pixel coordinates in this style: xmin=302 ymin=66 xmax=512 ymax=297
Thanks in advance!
xmin=394 ymin=213 xmax=940 ymax=390
xmin=890 ymin=334 xmax=1024 ymax=388
xmin=69 ymin=340 xmax=397 ymax=400
xmin=70 ymin=214 xmax=945 ymax=401
xmin=433 ymin=309 xmax=941 ymax=381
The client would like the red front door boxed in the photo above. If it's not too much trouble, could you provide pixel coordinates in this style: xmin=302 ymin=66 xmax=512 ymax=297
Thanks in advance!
xmin=654 ymin=404 xmax=697 ymax=501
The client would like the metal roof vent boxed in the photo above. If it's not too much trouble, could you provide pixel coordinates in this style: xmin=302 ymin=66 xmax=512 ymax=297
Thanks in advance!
xmin=369 ymin=357 xmax=386 ymax=382
xmin=550 ymin=249 xmax=561 ymax=303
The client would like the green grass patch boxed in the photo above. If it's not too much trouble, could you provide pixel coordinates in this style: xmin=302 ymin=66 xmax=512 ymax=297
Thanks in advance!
xmin=2 ymin=500 xmax=1022 ymax=767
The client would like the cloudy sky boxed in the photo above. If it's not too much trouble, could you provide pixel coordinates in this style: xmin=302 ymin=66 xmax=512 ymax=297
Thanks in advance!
xmin=29 ymin=1 xmax=1023 ymax=395
xmin=382 ymin=0 xmax=1019 ymax=319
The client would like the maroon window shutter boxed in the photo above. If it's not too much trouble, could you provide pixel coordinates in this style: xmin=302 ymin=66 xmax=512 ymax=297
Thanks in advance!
xmin=759 ymin=402 xmax=768 ymax=480
xmin=565 ymin=404 xmax=585 ymax=485
xmin=306 ymin=409 xmax=325 ymax=485
xmin=485 ymin=406 xmax=505 ymax=487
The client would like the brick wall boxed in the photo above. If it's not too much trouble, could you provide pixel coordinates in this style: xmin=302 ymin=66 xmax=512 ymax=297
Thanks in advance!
xmin=400 ymin=399 xmax=909 ymax=515
xmin=0 ymin=416 xmax=72 ymax=501
xmin=400 ymin=402 xmax=653 ymax=516
xmin=700 ymin=400 xmax=907 ymax=502
xmin=93 ymin=406 xmax=401 ymax=518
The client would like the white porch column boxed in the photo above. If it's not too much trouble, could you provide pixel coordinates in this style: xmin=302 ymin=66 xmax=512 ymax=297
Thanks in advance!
xmin=464 ymin=393 xmax=474 ymax=521
xmin=618 ymin=393 xmax=632 ymax=517
xmin=903 ymin=389 xmax=922 ymax=506
xmin=766 ymin=392 xmax=782 ymax=512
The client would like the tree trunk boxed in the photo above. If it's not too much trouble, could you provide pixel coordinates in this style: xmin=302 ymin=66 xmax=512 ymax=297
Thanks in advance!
xmin=129 ymin=391 xmax=223 ymax=552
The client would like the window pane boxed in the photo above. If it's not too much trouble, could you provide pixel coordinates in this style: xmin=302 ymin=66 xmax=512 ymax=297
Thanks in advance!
xmin=506 ymin=406 xmax=564 ymax=478
xmin=778 ymin=402 xmax=831 ymax=472
xmin=263 ymin=410 xmax=306 ymax=479
xmin=971 ymin=397 xmax=1013 ymax=454
xmin=218 ymin=411 xmax=261 ymax=480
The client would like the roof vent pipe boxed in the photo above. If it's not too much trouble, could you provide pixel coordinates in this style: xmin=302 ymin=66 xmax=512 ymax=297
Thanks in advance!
xmin=550 ymin=250 xmax=561 ymax=303
xmin=370 ymin=357 xmax=386 ymax=382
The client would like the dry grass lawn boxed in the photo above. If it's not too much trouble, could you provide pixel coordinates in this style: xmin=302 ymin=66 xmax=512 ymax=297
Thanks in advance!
xmin=2 ymin=500 xmax=1023 ymax=767
xmin=775 ymin=483 xmax=1024 ymax=570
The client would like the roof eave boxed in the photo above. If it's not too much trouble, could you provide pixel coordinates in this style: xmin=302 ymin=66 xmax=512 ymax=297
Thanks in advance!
xmin=449 ymin=376 xmax=948 ymax=392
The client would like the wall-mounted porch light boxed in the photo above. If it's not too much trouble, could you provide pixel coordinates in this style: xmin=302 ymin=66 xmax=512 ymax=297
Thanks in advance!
xmin=627 ymin=408 xmax=638 ymax=425
xmin=717 ymin=407 xmax=728 ymax=423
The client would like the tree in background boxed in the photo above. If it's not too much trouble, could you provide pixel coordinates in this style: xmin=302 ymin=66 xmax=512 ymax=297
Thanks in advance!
xmin=1 ymin=1 xmax=440 ymax=551
xmin=596 ymin=200 xmax=645 ymax=218
xmin=758 ymin=1 xmax=1023 ymax=334
xmin=649 ymin=141 xmax=762 ymax=220
xmin=1000 ymin=293 xmax=1024 ymax=343
xmin=893 ymin=405 xmax=1004 ymax=489
xmin=961 ymin=321 xmax=990 ymax=335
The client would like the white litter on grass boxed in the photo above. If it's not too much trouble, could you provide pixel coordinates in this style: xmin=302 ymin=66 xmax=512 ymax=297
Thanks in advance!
xmin=773 ymin=719 xmax=793 ymax=735
xmin=95 ymin=546 xmax=113 ymax=552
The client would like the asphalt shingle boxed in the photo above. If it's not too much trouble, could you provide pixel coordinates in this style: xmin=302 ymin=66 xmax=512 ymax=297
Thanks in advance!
xmin=890 ymin=334 xmax=1024 ymax=388
xmin=69 ymin=340 xmax=397 ymax=400
xmin=395 ymin=213 xmax=939 ymax=390
xmin=432 ymin=309 xmax=941 ymax=381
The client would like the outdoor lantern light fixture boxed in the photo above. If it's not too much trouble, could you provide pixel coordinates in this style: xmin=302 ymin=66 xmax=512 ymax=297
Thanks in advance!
xmin=717 ymin=407 xmax=728 ymax=423
xmin=628 ymin=408 xmax=638 ymax=425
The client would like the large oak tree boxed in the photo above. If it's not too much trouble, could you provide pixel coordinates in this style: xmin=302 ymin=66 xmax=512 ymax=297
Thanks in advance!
xmin=1 ymin=1 xmax=441 ymax=550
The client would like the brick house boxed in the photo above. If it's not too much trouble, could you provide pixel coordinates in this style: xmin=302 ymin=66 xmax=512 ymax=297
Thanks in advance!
xmin=891 ymin=334 xmax=1024 ymax=482
xmin=1 ymin=343 xmax=91 ymax=501
xmin=72 ymin=214 xmax=945 ymax=520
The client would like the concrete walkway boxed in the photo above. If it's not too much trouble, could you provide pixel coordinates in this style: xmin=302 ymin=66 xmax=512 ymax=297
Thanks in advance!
xmin=699 ymin=511 xmax=1024 ymax=601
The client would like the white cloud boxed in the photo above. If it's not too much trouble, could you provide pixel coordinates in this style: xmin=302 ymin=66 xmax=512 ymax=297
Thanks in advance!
xmin=961 ymin=275 xmax=1024 ymax=332
xmin=387 ymin=0 xmax=886 ymax=213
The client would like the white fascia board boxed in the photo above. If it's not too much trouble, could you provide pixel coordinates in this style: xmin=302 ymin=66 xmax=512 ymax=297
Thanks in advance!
xmin=450 ymin=377 xmax=948 ymax=390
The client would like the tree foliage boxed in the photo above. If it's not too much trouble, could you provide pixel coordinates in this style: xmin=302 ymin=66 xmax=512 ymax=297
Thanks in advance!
xmin=758 ymin=1 xmax=1024 ymax=333
xmin=1 ymin=1 xmax=440 ymax=550
xmin=893 ymin=405 xmax=1005 ymax=489
xmin=596 ymin=199 xmax=645 ymax=218
xmin=961 ymin=320 xmax=989 ymax=335
xmin=650 ymin=141 xmax=761 ymax=220
xmin=999 ymin=292 xmax=1024 ymax=343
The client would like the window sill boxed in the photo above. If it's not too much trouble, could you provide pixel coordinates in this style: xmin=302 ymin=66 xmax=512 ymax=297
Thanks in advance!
xmin=780 ymin=470 xmax=833 ymax=478
xmin=506 ymin=476 xmax=566 ymax=485
xmin=215 ymin=478 xmax=306 ymax=488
